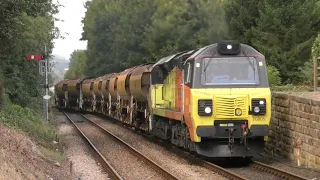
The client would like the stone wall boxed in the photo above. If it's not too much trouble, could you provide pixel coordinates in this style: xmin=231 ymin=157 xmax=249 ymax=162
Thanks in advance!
xmin=265 ymin=92 xmax=320 ymax=169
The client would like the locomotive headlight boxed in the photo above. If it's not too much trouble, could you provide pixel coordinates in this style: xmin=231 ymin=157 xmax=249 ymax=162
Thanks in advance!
xmin=198 ymin=99 xmax=212 ymax=116
xmin=235 ymin=108 xmax=242 ymax=116
xmin=204 ymin=107 xmax=211 ymax=114
xmin=251 ymin=98 xmax=266 ymax=115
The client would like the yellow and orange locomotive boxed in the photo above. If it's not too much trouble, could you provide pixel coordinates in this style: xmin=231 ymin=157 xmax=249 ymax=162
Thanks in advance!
xmin=55 ymin=41 xmax=271 ymax=157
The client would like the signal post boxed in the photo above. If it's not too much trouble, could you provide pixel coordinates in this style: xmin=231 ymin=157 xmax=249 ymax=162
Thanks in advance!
xmin=27 ymin=46 xmax=54 ymax=121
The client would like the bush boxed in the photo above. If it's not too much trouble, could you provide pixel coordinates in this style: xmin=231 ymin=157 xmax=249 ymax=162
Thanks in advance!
xmin=0 ymin=94 xmax=56 ymax=147
xmin=298 ymin=58 xmax=314 ymax=86
xmin=267 ymin=65 xmax=282 ymax=87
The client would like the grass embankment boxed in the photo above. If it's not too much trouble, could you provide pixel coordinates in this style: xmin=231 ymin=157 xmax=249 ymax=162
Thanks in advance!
xmin=0 ymin=93 xmax=64 ymax=160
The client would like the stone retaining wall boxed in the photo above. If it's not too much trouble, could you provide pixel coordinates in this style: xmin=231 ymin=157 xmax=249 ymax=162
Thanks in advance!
xmin=265 ymin=92 xmax=320 ymax=169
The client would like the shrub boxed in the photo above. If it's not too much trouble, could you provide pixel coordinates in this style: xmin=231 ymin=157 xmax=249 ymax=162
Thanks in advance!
xmin=0 ymin=94 xmax=56 ymax=147
xmin=298 ymin=58 xmax=314 ymax=86
xmin=267 ymin=65 xmax=281 ymax=87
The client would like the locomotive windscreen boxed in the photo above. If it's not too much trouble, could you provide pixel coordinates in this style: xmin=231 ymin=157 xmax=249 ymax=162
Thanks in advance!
xmin=201 ymin=57 xmax=260 ymax=85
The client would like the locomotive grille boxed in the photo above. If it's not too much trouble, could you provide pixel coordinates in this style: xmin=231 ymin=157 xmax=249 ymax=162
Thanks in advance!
xmin=214 ymin=96 xmax=247 ymax=118
xmin=198 ymin=99 xmax=212 ymax=116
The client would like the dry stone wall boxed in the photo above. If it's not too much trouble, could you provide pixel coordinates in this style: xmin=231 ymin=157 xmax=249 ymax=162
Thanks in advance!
xmin=265 ymin=92 xmax=320 ymax=169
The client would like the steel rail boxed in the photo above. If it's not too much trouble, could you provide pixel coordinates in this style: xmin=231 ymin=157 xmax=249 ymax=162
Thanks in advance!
xmin=81 ymin=114 xmax=179 ymax=180
xmin=82 ymin=111 xmax=309 ymax=180
xmin=201 ymin=160 xmax=248 ymax=180
xmin=86 ymin=112 xmax=248 ymax=180
xmin=63 ymin=112 xmax=123 ymax=180
xmin=251 ymin=161 xmax=309 ymax=180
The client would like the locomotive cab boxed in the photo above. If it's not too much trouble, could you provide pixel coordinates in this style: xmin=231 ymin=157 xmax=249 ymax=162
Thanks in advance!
xmin=184 ymin=41 xmax=271 ymax=157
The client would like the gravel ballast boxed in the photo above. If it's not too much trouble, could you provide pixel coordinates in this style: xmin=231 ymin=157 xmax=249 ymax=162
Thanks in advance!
xmin=85 ymin=114 xmax=228 ymax=180
xmin=55 ymin=110 xmax=110 ymax=180
xmin=68 ymin=113 xmax=169 ymax=180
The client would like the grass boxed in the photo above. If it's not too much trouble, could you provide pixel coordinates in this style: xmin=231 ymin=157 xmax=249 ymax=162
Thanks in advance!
xmin=39 ymin=146 xmax=67 ymax=162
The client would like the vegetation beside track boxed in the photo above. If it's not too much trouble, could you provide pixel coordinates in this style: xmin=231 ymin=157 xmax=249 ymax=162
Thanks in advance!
xmin=0 ymin=93 xmax=57 ymax=148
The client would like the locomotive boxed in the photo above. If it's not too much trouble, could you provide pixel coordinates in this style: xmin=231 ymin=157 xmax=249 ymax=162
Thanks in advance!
xmin=55 ymin=41 xmax=271 ymax=158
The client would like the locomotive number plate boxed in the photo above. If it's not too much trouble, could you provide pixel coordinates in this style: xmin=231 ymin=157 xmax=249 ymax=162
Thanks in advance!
xmin=253 ymin=117 xmax=265 ymax=121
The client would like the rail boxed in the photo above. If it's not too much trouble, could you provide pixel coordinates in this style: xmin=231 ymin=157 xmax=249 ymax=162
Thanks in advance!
xmin=251 ymin=161 xmax=309 ymax=180
xmin=81 ymin=113 xmax=179 ymax=180
xmin=63 ymin=112 xmax=123 ymax=180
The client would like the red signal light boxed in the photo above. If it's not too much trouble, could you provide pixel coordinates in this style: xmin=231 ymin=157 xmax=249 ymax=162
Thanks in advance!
xmin=27 ymin=55 xmax=46 ymax=61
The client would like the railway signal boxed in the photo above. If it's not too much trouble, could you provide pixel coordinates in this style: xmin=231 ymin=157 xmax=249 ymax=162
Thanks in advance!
xmin=27 ymin=55 xmax=46 ymax=61
xmin=27 ymin=47 xmax=51 ymax=122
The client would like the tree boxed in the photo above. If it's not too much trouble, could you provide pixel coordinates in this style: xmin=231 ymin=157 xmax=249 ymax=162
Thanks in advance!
xmin=312 ymin=33 xmax=320 ymax=57
xmin=225 ymin=0 xmax=320 ymax=83
xmin=81 ymin=0 xmax=230 ymax=76
xmin=0 ymin=1 xmax=61 ymax=108
xmin=64 ymin=50 xmax=87 ymax=79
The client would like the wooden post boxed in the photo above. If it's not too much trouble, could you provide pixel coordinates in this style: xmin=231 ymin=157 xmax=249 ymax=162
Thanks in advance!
xmin=314 ymin=56 xmax=318 ymax=91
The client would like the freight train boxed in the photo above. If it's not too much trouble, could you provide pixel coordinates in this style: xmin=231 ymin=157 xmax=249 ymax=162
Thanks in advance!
xmin=54 ymin=41 xmax=271 ymax=158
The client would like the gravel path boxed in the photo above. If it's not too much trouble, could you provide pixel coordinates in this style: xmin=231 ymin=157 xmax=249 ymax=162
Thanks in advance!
xmin=55 ymin=110 xmax=109 ymax=180
xmin=85 ymin=114 xmax=229 ymax=180
xmin=67 ymin=113 xmax=168 ymax=180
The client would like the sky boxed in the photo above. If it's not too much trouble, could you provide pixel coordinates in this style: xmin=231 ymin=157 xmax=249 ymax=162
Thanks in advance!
xmin=52 ymin=0 xmax=88 ymax=60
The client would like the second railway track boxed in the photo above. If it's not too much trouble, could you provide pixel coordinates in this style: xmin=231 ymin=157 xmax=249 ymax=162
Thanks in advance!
xmin=63 ymin=111 xmax=179 ymax=180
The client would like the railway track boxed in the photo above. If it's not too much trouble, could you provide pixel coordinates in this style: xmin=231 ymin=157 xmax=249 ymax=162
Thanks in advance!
xmin=250 ymin=161 xmax=309 ymax=180
xmin=63 ymin=111 xmax=178 ymax=180
xmin=63 ymin=112 xmax=122 ymax=180
xmin=63 ymin=110 xmax=311 ymax=180
xmin=84 ymin=112 xmax=311 ymax=180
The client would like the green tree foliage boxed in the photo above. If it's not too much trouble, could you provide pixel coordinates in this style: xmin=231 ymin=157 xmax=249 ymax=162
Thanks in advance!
xmin=81 ymin=0 xmax=229 ymax=76
xmin=225 ymin=0 xmax=320 ymax=84
xmin=64 ymin=50 xmax=87 ymax=79
xmin=144 ymin=0 xmax=230 ymax=60
xmin=312 ymin=33 xmax=320 ymax=57
xmin=267 ymin=65 xmax=281 ymax=87
xmin=224 ymin=0 xmax=262 ymax=45
xmin=298 ymin=58 xmax=314 ymax=86
xmin=0 ymin=1 xmax=60 ymax=108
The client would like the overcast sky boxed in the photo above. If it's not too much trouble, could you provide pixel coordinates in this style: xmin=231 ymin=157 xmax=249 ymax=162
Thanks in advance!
xmin=52 ymin=0 xmax=88 ymax=60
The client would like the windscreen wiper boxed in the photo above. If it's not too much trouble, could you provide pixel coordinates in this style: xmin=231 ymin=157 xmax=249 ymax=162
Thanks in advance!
xmin=203 ymin=50 xmax=217 ymax=81
xmin=242 ymin=50 xmax=256 ymax=80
